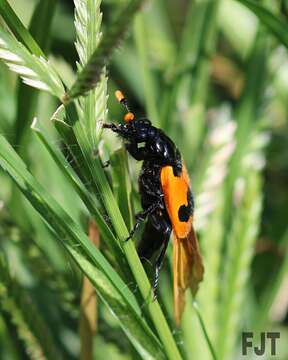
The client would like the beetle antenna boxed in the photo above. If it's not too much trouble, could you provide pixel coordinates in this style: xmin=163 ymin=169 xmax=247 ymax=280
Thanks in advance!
xmin=115 ymin=90 xmax=135 ymax=122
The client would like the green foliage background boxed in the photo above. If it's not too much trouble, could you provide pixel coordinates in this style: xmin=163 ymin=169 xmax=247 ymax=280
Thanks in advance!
xmin=0 ymin=0 xmax=288 ymax=359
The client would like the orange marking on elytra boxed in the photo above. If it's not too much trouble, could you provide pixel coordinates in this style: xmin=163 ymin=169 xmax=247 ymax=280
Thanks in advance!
xmin=160 ymin=164 xmax=192 ymax=238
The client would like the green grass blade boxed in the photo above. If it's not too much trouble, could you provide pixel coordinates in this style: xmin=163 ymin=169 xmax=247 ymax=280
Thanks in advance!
xmin=192 ymin=302 xmax=218 ymax=360
xmin=110 ymin=147 xmax=134 ymax=230
xmin=14 ymin=0 xmax=58 ymax=146
xmin=65 ymin=0 xmax=143 ymax=101
xmin=236 ymin=0 xmax=288 ymax=48
xmin=51 ymin=105 xmax=93 ymax=186
xmin=0 ymin=28 xmax=65 ymax=98
xmin=0 ymin=134 xmax=165 ymax=360
xmin=0 ymin=0 xmax=44 ymax=57
xmin=29 ymin=0 xmax=57 ymax=53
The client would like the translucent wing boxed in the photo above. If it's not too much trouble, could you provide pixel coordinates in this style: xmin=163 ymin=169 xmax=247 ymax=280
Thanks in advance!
xmin=173 ymin=227 xmax=204 ymax=325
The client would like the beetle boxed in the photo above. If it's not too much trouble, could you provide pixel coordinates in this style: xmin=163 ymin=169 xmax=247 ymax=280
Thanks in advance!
xmin=103 ymin=90 xmax=204 ymax=324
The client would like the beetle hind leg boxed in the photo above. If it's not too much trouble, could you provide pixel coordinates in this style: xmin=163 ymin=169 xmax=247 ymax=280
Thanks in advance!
xmin=138 ymin=211 xmax=171 ymax=299
xmin=152 ymin=227 xmax=170 ymax=300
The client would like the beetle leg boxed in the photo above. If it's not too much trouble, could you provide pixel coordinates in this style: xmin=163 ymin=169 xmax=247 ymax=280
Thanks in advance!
xmin=125 ymin=200 xmax=163 ymax=242
xmin=102 ymin=123 xmax=122 ymax=133
xmin=125 ymin=142 xmax=148 ymax=161
xmin=152 ymin=227 xmax=170 ymax=300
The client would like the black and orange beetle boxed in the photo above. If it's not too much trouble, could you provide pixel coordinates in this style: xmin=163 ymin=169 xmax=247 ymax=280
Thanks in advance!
xmin=103 ymin=91 xmax=204 ymax=324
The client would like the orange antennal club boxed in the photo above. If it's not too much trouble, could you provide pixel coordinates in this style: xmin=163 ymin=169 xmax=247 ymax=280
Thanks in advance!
xmin=115 ymin=90 xmax=125 ymax=103
xmin=124 ymin=112 xmax=135 ymax=122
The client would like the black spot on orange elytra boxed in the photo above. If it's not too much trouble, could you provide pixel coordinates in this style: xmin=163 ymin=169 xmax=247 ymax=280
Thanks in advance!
xmin=178 ymin=188 xmax=194 ymax=222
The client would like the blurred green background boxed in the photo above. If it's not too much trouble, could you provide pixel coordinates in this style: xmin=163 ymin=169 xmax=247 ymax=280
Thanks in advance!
xmin=0 ymin=0 xmax=288 ymax=359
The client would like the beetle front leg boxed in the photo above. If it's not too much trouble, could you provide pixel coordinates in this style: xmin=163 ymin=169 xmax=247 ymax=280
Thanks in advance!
xmin=102 ymin=123 xmax=121 ymax=133
xmin=125 ymin=142 xmax=148 ymax=161
xmin=125 ymin=200 xmax=162 ymax=242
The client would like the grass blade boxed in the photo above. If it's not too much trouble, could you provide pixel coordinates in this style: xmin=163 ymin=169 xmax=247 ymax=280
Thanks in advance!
xmin=51 ymin=105 xmax=93 ymax=186
xmin=79 ymin=220 xmax=99 ymax=360
xmin=0 ymin=0 xmax=44 ymax=57
xmin=0 ymin=28 xmax=65 ymax=98
xmin=236 ymin=0 xmax=288 ymax=48
xmin=14 ymin=0 xmax=58 ymax=146
xmin=110 ymin=148 xmax=134 ymax=230
xmin=192 ymin=302 xmax=218 ymax=360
